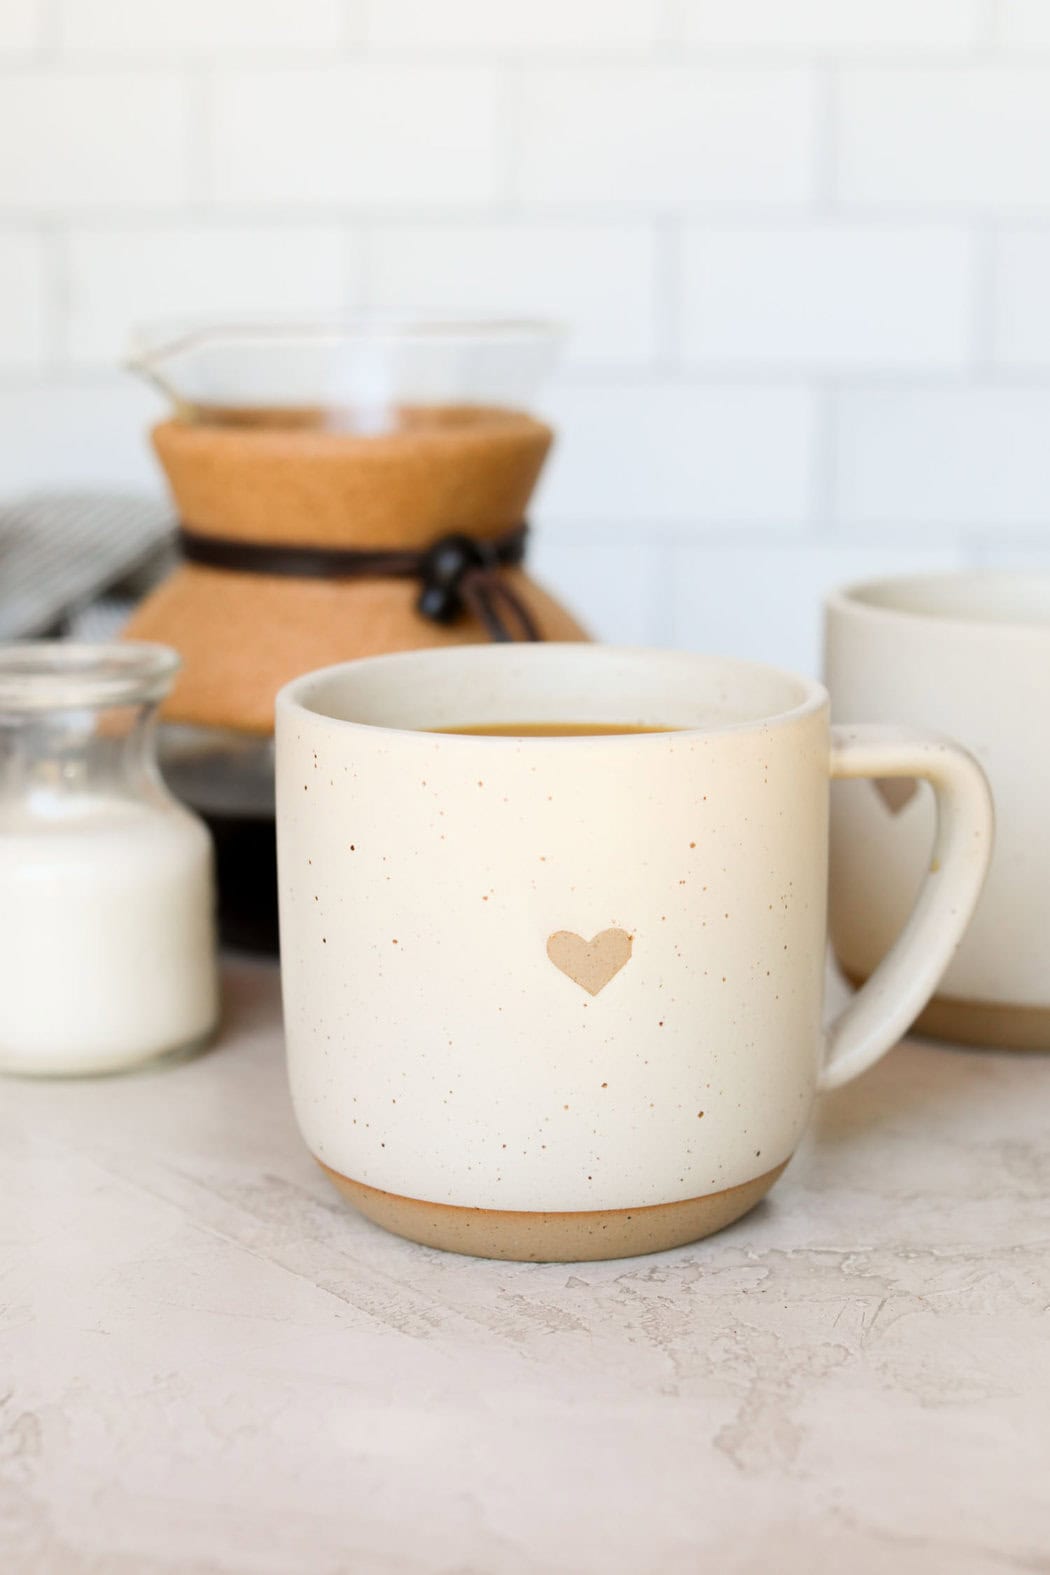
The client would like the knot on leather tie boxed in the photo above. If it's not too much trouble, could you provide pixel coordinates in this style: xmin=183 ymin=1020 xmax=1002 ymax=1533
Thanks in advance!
xmin=177 ymin=520 xmax=541 ymax=644
xmin=415 ymin=532 xmax=538 ymax=643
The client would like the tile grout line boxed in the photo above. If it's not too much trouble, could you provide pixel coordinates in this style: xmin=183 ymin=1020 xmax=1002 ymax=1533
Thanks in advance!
xmin=653 ymin=215 xmax=683 ymax=371
xmin=657 ymin=0 xmax=682 ymax=48
xmin=971 ymin=223 xmax=999 ymax=374
xmin=809 ymin=383 xmax=839 ymax=541
xmin=18 ymin=44 xmax=1050 ymax=70
xmin=11 ymin=201 xmax=1050 ymax=227
xmin=346 ymin=0 xmax=370 ymax=48
xmin=6 ymin=365 xmax=1050 ymax=394
xmin=35 ymin=0 xmax=63 ymax=59
xmin=355 ymin=219 xmax=376 ymax=312
xmin=494 ymin=56 xmax=524 ymax=210
xmin=647 ymin=539 xmax=678 ymax=645
xmin=37 ymin=219 xmax=69 ymax=375
xmin=981 ymin=0 xmax=1005 ymax=50
xmin=185 ymin=61 xmax=214 ymax=213
xmin=813 ymin=64 xmax=839 ymax=214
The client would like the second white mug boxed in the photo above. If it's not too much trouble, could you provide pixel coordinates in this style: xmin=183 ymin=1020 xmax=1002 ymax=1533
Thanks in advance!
xmin=827 ymin=572 xmax=1050 ymax=1050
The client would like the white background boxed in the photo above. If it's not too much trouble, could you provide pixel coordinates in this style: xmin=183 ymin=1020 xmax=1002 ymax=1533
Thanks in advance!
xmin=3 ymin=0 xmax=1050 ymax=674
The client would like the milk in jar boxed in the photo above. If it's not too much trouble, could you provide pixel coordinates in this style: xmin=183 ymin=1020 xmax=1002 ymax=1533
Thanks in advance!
xmin=0 ymin=643 xmax=219 ymax=1076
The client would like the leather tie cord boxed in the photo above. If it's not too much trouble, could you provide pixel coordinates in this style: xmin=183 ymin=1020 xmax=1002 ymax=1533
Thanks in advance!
xmin=178 ymin=521 xmax=541 ymax=644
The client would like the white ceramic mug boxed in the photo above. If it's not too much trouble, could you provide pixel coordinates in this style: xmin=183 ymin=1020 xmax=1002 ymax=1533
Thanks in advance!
xmin=276 ymin=645 xmax=991 ymax=1261
xmin=827 ymin=572 xmax=1049 ymax=1050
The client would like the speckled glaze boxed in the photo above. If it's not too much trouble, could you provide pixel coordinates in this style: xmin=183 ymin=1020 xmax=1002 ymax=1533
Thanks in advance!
xmin=276 ymin=646 xmax=992 ymax=1259
xmin=827 ymin=573 xmax=1050 ymax=1049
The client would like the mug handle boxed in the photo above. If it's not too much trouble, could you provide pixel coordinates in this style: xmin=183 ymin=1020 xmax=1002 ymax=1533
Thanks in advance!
xmin=821 ymin=724 xmax=994 ymax=1091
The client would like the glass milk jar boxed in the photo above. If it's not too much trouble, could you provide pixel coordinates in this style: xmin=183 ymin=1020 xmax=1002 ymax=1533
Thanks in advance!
xmin=0 ymin=644 xmax=219 ymax=1075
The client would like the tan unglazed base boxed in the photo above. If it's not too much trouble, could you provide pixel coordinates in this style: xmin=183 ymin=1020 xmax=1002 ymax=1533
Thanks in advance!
xmin=843 ymin=968 xmax=1050 ymax=1052
xmin=317 ymin=1159 xmax=789 ymax=1262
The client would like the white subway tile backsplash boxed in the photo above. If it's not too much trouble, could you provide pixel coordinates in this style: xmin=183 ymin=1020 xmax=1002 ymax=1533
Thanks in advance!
xmin=0 ymin=0 xmax=40 ymax=55
xmin=210 ymin=66 xmax=500 ymax=207
xmin=536 ymin=383 xmax=816 ymax=526
xmin=967 ymin=541 xmax=1050 ymax=569
xmin=0 ymin=234 xmax=48 ymax=370
xmin=990 ymin=229 xmax=1050 ymax=367
xmin=671 ymin=542 xmax=965 ymax=677
xmin=0 ymin=0 xmax=1047 ymax=613
xmin=837 ymin=69 xmax=1050 ymax=209
xmin=368 ymin=0 xmax=660 ymax=51
xmin=0 ymin=72 xmax=191 ymax=211
xmin=681 ymin=224 xmax=975 ymax=369
xmin=59 ymin=0 xmax=344 ymax=52
xmin=65 ymin=225 xmax=356 ymax=366
xmin=518 ymin=67 xmax=818 ymax=205
xmin=836 ymin=389 xmax=1050 ymax=527
xmin=530 ymin=534 xmax=668 ymax=644
xmin=676 ymin=0 xmax=985 ymax=52
xmin=999 ymin=0 xmax=1050 ymax=51
xmin=367 ymin=224 xmax=658 ymax=366
xmin=0 ymin=380 xmax=165 ymax=493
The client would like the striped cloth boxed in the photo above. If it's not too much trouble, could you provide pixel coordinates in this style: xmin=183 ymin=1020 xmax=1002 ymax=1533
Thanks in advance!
xmin=0 ymin=492 xmax=175 ymax=642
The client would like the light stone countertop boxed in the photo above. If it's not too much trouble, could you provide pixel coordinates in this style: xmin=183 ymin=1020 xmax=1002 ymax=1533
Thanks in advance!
xmin=3 ymin=960 xmax=1049 ymax=1575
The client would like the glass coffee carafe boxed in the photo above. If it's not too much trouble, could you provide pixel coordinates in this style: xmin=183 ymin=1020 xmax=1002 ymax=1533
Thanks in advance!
xmin=125 ymin=317 xmax=587 ymax=952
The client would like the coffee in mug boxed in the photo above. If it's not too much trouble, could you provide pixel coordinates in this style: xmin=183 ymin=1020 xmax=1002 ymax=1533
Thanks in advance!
xmin=277 ymin=645 xmax=991 ymax=1260
xmin=432 ymin=722 xmax=679 ymax=737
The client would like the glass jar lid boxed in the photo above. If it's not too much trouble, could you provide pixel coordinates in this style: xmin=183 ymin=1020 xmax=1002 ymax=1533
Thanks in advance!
xmin=0 ymin=642 xmax=179 ymax=714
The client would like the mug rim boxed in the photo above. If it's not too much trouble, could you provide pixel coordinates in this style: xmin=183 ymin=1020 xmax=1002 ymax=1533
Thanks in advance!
xmin=828 ymin=569 xmax=1050 ymax=636
xmin=277 ymin=643 xmax=828 ymax=743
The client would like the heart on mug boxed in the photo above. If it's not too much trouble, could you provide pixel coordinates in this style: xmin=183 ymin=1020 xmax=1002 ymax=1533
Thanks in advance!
xmin=873 ymin=776 xmax=918 ymax=815
xmin=546 ymin=928 xmax=633 ymax=997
